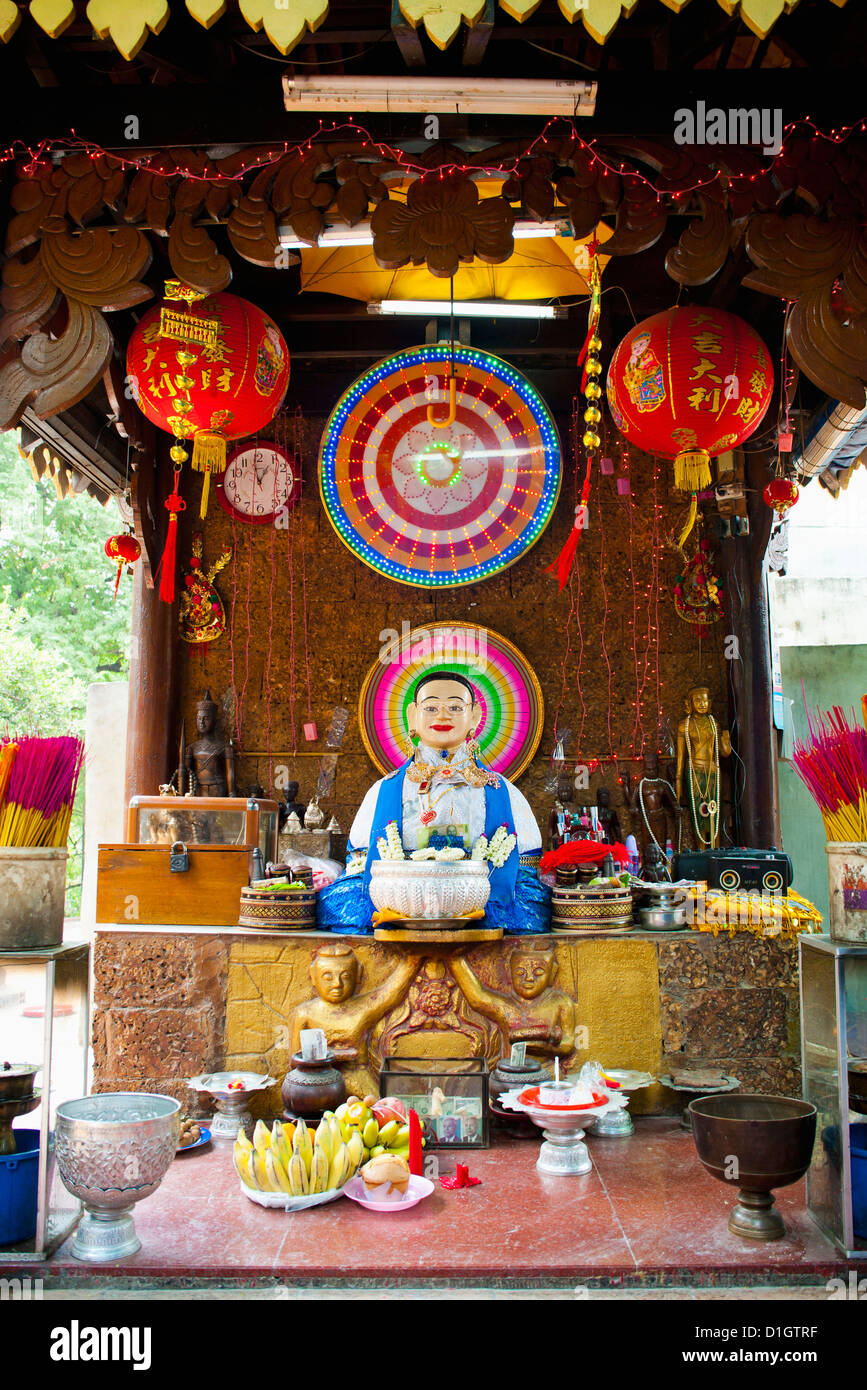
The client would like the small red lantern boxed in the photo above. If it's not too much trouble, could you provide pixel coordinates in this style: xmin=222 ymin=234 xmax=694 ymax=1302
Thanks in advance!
xmin=105 ymin=532 xmax=141 ymax=598
xmin=763 ymin=476 xmax=799 ymax=516
xmin=126 ymin=288 xmax=290 ymax=517
xmin=607 ymin=307 xmax=774 ymax=494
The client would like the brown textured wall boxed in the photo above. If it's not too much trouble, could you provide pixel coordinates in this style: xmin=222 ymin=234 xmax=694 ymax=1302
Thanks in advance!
xmin=172 ymin=410 xmax=729 ymax=844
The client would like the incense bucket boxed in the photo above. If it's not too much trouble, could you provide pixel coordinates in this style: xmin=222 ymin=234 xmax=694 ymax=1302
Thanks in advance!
xmin=826 ymin=842 xmax=867 ymax=944
xmin=0 ymin=848 xmax=67 ymax=949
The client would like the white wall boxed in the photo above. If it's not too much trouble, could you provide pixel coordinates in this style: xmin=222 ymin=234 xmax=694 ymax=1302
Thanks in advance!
xmin=80 ymin=681 xmax=128 ymax=932
xmin=770 ymin=467 xmax=867 ymax=647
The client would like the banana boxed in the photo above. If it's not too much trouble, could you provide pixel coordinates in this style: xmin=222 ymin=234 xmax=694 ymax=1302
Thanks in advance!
xmin=271 ymin=1122 xmax=293 ymax=1171
xmin=236 ymin=1127 xmax=253 ymax=1151
xmin=293 ymin=1117 xmax=313 ymax=1172
xmin=377 ymin=1120 xmax=400 ymax=1148
xmin=252 ymin=1118 xmax=272 ymax=1156
xmin=233 ymin=1142 xmax=256 ymax=1188
xmin=328 ymin=1141 xmax=349 ymax=1191
xmin=309 ymin=1146 xmax=330 ymax=1194
xmin=266 ymin=1148 xmax=294 ymax=1195
xmin=362 ymin=1117 xmax=379 ymax=1149
xmin=362 ymin=1147 xmax=371 ymax=1163
xmin=328 ymin=1114 xmax=343 ymax=1151
xmin=252 ymin=1150 xmax=274 ymax=1191
xmin=389 ymin=1147 xmax=410 ymax=1162
xmin=346 ymin=1130 xmax=364 ymax=1172
xmin=287 ymin=1151 xmax=309 ymax=1197
xmin=314 ymin=1118 xmax=333 ymax=1164
xmin=370 ymin=1144 xmax=386 ymax=1157
xmin=392 ymin=1124 xmax=410 ymax=1148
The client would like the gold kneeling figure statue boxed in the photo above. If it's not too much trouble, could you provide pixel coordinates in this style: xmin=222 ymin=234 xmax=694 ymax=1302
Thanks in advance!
xmin=450 ymin=938 xmax=576 ymax=1060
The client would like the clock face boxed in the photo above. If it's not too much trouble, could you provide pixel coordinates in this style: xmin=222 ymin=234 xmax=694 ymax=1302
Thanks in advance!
xmin=217 ymin=442 xmax=300 ymax=524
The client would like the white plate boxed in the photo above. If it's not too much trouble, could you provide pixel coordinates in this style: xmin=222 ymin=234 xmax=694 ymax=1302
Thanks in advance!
xmin=342 ymin=1174 xmax=434 ymax=1212
xmin=239 ymin=1181 xmax=347 ymax=1211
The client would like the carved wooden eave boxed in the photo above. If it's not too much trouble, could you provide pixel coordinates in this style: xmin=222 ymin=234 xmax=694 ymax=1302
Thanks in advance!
xmin=0 ymin=0 xmax=850 ymax=61
xmin=2 ymin=131 xmax=867 ymax=467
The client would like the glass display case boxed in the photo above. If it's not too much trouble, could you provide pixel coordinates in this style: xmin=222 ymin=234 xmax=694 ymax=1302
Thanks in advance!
xmin=379 ymin=1057 xmax=489 ymax=1148
xmin=800 ymin=934 xmax=867 ymax=1258
xmin=127 ymin=796 xmax=279 ymax=864
xmin=0 ymin=941 xmax=90 ymax=1261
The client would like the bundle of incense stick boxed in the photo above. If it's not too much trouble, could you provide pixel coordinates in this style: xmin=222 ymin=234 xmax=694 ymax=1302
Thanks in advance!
xmin=0 ymin=736 xmax=85 ymax=848
xmin=792 ymin=705 xmax=867 ymax=842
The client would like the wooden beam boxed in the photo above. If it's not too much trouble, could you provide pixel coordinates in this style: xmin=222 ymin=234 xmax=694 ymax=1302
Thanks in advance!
xmin=124 ymin=557 xmax=180 ymax=804
xmin=390 ymin=0 xmax=426 ymax=68
xmin=462 ymin=0 xmax=495 ymax=68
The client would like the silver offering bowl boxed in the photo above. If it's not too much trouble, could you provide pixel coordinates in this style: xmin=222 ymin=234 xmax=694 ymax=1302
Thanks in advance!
xmin=55 ymin=1093 xmax=181 ymax=1263
xmin=499 ymin=1085 xmax=618 ymax=1176
xmin=188 ymin=1071 xmax=277 ymax=1141
xmin=592 ymin=1069 xmax=654 ymax=1138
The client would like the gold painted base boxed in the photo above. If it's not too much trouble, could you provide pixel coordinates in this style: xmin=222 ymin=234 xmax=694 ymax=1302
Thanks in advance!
xmin=374 ymin=925 xmax=503 ymax=943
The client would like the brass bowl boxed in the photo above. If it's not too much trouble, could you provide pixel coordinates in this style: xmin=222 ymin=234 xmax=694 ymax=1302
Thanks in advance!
xmin=689 ymin=1093 xmax=816 ymax=1241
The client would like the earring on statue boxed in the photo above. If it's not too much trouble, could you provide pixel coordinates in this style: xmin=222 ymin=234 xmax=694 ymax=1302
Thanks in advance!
xmin=403 ymin=729 xmax=418 ymax=758
xmin=466 ymin=730 xmax=481 ymax=759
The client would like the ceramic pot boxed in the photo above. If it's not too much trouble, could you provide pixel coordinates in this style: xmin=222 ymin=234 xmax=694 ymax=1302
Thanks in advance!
xmin=369 ymin=859 xmax=490 ymax=920
xmin=282 ymin=1053 xmax=347 ymax=1120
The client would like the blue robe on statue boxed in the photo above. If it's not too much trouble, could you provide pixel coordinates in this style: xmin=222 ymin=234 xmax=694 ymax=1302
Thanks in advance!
xmin=317 ymin=756 xmax=550 ymax=935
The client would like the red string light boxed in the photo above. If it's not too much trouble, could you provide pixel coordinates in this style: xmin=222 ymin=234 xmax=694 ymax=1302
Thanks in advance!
xmin=6 ymin=114 xmax=867 ymax=203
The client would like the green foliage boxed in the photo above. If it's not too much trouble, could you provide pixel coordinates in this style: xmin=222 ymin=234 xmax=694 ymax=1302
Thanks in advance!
xmin=0 ymin=432 xmax=134 ymax=914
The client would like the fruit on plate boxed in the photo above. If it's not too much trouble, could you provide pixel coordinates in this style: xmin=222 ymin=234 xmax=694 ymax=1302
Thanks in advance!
xmin=371 ymin=1098 xmax=407 ymax=1130
xmin=178 ymin=1117 xmax=202 ymax=1148
xmin=233 ymin=1118 xmax=364 ymax=1200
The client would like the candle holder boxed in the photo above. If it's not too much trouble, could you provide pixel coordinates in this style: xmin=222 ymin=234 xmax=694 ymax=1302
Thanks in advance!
xmin=187 ymin=1072 xmax=277 ymax=1141
xmin=498 ymin=1085 xmax=618 ymax=1176
xmin=591 ymin=1069 xmax=654 ymax=1138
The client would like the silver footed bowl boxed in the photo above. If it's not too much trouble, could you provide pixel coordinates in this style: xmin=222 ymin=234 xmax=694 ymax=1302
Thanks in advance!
xmin=55 ymin=1092 xmax=181 ymax=1262
xmin=370 ymin=858 xmax=490 ymax=919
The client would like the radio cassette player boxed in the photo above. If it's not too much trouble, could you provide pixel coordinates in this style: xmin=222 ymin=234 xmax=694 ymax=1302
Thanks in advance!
xmin=672 ymin=846 xmax=794 ymax=895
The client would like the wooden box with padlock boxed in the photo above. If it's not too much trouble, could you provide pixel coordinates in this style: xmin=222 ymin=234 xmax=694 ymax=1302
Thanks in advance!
xmin=95 ymin=843 xmax=257 ymax=926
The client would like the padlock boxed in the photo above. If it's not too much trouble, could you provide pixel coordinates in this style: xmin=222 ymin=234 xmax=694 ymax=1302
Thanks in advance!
xmin=170 ymin=841 xmax=190 ymax=873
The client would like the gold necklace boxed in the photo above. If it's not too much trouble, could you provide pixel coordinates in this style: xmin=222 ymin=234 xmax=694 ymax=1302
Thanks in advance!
xmin=406 ymin=747 xmax=499 ymax=788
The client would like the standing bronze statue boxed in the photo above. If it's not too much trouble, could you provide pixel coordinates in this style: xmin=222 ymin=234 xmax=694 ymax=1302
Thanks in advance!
xmin=185 ymin=690 xmax=236 ymax=798
xmin=675 ymin=686 xmax=731 ymax=850
xmin=625 ymin=754 xmax=682 ymax=871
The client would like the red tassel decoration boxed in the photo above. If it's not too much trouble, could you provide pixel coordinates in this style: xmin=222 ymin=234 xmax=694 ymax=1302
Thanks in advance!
xmin=544 ymin=455 xmax=592 ymax=591
xmin=157 ymin=465 xmax=186 ymax=604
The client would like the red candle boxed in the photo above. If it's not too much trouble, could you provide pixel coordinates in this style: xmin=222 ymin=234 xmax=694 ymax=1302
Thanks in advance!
xmin=408 ymin=1108 xmax=423 ymax=1176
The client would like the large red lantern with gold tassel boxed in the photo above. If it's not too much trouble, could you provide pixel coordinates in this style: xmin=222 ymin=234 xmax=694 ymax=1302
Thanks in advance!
xmin=126 ymin=287 xmax=290 ymax=518
xmin=607 ymin=307 xmax=773 ymax=539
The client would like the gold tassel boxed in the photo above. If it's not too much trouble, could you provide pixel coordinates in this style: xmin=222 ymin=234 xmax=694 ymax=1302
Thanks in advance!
xmin=191 ymin=430 xmax=228 ymax=475
xmin=677 ymin=493 xmax=698 ymax=549
xmin=674 ymin=449 xmax=712 ymax=493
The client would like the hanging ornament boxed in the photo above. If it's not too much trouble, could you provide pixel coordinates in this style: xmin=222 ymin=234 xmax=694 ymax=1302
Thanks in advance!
xmin=545 ymin=239 xmax=602 ymax=590
xmin=104 ymin=530 xmax=141 ymax=599
xmin=673 ymin=539 xmax=724 ymax=637
xmin=179 ymin=532 xmax=232 ymax=649
xmin=607 ymin=307 xmax=773 ymax=545
xmin=763 ymin=476 xmax=799 ymax=516
xmin=156 ymin=453 xmax=188 ymax=604
xmin=126 ymin=284 xmax=291 ymax=519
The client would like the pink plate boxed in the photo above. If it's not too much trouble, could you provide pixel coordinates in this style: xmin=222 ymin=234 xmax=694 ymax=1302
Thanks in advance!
xmin=343 ymin=1175 xmax=435 ymax=1212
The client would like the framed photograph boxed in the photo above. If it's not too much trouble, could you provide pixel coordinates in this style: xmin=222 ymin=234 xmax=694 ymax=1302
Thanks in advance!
xmin=379 ymin=1058 xmax=489 ymax=1148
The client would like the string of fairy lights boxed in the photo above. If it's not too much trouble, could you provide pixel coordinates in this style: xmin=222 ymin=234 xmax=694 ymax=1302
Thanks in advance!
xmin=6 ymin=114 xmax=867 ymax=203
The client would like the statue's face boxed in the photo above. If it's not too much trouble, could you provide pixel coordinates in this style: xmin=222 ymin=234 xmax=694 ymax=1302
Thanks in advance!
xmin=196 ymin=706 xmax=215 ymax=735
xmin=285 ymin=782 xmax=299 ymax=799
xmin=312 ymin=952 xmax=358 ymax=1003
xmin=408 ymin=678 xmax=478 ymax=752
xmin=511 ymin=951 xmax=554 ymax=1000
xmin=598 ymin=788 xmax=610 ymax=808
xmin=690 ymin=688 xmax=710 ymax=715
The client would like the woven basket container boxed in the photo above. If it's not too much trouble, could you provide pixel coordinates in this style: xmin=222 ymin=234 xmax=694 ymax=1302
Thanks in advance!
xmin=551 ymin=883 xmax=633 ymax=931
xmin=238 ymin=885 xmax=316 ymax=930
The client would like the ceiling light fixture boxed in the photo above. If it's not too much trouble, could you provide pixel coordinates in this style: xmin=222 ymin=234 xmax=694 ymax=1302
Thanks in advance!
xmin=277 ymin=219 xmax=572 ymax=250
xmin=368 ymin=299 xmax=566 ymax=320
xmin=283 ymin=75 xmax=597 ymax=117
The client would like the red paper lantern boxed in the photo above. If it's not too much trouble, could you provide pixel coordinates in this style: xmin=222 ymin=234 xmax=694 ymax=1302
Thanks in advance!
xmin=105 ymin=532 xmax=141 ymax=598
xmin=126 ymin=290 xmax=290 ymax=516
xmin=606 ymin=307 xmax=774 ymax=494
xmin=763 ymin=476 xmax=799 ymax=515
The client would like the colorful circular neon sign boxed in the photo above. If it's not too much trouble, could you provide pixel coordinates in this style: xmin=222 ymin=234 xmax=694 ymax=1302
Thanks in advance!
xmin=319 ymin=345 xmax=561 ymax=588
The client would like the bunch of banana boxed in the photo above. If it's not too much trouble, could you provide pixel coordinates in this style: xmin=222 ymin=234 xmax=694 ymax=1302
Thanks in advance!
xmin=233 ymin=1115 xmax=365 ymax=1198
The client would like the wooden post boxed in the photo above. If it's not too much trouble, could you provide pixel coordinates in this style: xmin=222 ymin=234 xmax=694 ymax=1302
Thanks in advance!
xmin=124 ymin=559 xmax=179 ymax=806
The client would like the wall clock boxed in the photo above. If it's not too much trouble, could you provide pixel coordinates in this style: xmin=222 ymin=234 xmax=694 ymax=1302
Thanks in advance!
xmin=216 ymin=441 xmax=300 ymax=524
xmin=319 ymin=345 xmax=561 ymax=588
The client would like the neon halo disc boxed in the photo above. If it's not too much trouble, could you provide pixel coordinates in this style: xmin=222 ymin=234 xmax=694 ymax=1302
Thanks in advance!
xmin=319 ymin=344 xmax=561 ymax=588
xmin=359 ymin=621 xmax=543 ymax=781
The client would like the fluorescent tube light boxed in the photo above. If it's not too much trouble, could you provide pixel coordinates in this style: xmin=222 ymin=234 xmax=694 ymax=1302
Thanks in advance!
xmin=368 ymin=299 xmax=565 ymax=320
xmin=283 ymin=75 xmax=597 ymax=117
xmin=278 ymin=219 xmax=571 ymax=250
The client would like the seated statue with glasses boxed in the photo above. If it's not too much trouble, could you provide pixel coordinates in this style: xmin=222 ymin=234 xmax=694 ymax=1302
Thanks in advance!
xmin=316 ymin=670 xmax=550 ymax=935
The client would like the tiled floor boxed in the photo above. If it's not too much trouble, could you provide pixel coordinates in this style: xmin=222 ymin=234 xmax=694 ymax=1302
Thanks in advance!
xmin=6 ymin=1119 xmax=859 ymax=1292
